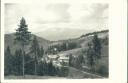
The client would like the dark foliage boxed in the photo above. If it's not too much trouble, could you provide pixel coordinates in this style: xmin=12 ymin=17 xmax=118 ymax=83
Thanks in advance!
xmin=69 ymin=54 xmax=73 ymax=66
xmin=47 ymin=42 xmax=78 ymax=54
xmin=14 ymin=17 xmax=31 ymax=45
xmin=37 ymin=61 xmax=69 ymax=77
xmin=86 ymin=43 xmax=95 ymax=67
xmin=4 ymin=46 xmax=13 ymax=75
xmin=58 ymin=67 xmax=69 ymax=77
xmin=24 ymin=55 xmax=35 ymax=75
xmin=92 ymin=34 xmax=102 ymax=59
xmin=85 ymin=34 xmax=102 ymax=72
xmin=80 ymin=30 xmax=108 ymax=38
xmin=12 ymin=49 xmax=23 ymax=75
xmin=30 ymin=36 xmax=44 ymax=75
xmin=96 ymin=65 xmax=108 ymax=77
xmin=100 ymin=36 xmax=109 ymax=45
xmin=69 ymin=54 xmax=84 ymax=69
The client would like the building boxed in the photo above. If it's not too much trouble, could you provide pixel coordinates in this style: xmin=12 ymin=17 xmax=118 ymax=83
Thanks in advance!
xmin=41 ymin=54 xmax=69 ymax=67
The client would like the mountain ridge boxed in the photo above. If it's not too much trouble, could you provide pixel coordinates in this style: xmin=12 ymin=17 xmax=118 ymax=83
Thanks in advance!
xmin=4 ymin=29 xmax=108 ymax=55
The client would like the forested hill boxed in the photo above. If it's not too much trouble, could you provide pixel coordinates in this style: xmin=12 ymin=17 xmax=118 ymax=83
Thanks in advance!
xmin=4 ymin=33 xmax=51 ymax=54
xmin=50 ymin=30 xmax=108 ymax=47
xmin=80 ymin=30 xmax=108 ymax=38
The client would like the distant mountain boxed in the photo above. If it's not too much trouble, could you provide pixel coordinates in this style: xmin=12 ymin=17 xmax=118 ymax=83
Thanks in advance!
xmin=4 ymin=33 xmax=51 ymax=54
xmin=35 ymin=28 xmax=92 ymax=41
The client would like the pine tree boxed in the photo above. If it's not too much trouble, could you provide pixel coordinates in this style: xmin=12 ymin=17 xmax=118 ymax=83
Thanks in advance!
xmin=87 ymin=43 xmax=95 ymax=68
xmin=69 ymin=54 xmax=73 ymax=66
xmin=92 ymin=34 xmax=102 ymax=59
xmin=86 ymin=34 xmax=102 ymax=71
xmin=77 ymin=54 xmax=84 ymax=67
xmin=38 ymin=46 xmax=44 ymax=58
xmin=30 ymin=36 xmax=40 ymax=75
xmin=14 ymin=17 xmax=31 ymax=77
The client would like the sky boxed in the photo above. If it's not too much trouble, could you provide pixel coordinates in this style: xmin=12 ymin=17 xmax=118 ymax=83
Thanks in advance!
xmin=5 ymin=3 xmax=108 ymax=41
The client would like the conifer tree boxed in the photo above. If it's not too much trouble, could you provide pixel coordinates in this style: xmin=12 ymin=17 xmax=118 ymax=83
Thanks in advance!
xmin=38 ymin=46 xmax=44 ymax=58
xmin=14 ymin=17 xmax=31 ymax=77
xmin=87 ymin=43 xmax=95 ymax=68
xmin=86 ymin=34 xmax=102 ymax=71
xmin=92 ymin=34 xmax=102 ymax=59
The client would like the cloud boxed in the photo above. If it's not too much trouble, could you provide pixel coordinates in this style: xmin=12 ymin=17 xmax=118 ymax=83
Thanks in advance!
xmin=81 ymin=4 xmax=108 ymax=24
xmin=5 ymin=4 xmax=24 ymax=33
xmin=4 ymin=3 xmax=71 ymax=33
xmin=45 ymin=3 xmax=71 ymax=23
xmin=4 ymin=3 xmax=108 ymax=40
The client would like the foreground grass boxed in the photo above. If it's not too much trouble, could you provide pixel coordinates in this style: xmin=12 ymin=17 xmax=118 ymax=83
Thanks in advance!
xmin=5 ymin=75 xmax=68 ymax=79
xmin=5 ymin=67 xmax=105 ymax=79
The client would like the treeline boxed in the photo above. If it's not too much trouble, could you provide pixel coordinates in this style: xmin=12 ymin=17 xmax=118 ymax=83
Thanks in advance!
xmin=4 ymin=47 xmax=69 ymax=77
xmin=80 ymin=30 xmax=109 ymax=38
xmin=100 ymin=36 xmax=109 ymax=45
xmin=38 ymin=61 xmax=69 ymax=77
xmin=4 ymin=46 xmax=43 ymax=75
xmin=47 ymin=42 xmax=80 ymax=54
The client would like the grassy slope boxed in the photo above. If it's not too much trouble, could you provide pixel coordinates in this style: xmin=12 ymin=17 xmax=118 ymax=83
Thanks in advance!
xmin=57 ymin=31 xmax=109 ymax=77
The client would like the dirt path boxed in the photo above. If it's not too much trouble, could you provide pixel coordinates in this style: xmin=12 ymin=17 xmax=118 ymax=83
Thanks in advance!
xmin=68 ymin=67 xmax=103 ymax=78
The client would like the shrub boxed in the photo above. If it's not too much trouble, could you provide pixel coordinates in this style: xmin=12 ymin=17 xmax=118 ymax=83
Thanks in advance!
xmin=96 ymin=65 xmax=108 ymax=77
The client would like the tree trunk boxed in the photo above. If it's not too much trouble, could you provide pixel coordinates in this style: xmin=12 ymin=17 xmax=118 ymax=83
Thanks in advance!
xmin=22 ymin=45 xmax=25 ymax=78
xmin=23 ymin=51 xmax=25 ymax=77
xmin=35 ymin=58 xmax=37 ymax=75
xmin=35 ymin=52 xmax=37 ymax=75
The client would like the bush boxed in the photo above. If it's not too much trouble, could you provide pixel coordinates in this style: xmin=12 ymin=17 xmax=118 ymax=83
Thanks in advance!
xmin=58 ymin=67 xmax=69 ymax=77
xmin=96 ymin=65 xmax=108 ymax=77
xmin=37 ymin=61 xmax=60 ymax=76
xmin=25 ymin=55 xmax=35 ymax=75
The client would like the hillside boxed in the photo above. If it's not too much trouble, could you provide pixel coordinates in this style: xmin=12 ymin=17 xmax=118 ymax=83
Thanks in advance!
xmin=4 ymin=33 xmax=51 ymax=54
xmin=49 ymin=30 xmax=108 ymax=49
xmin=4 ymin=30 xmax=108 ymax=55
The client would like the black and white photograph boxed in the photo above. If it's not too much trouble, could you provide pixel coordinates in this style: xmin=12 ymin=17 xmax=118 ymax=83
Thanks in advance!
xmin=3 ymin=3 xmax=109 ymax=79
xmin=1 ymin=0 xmax=128 ymax=82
